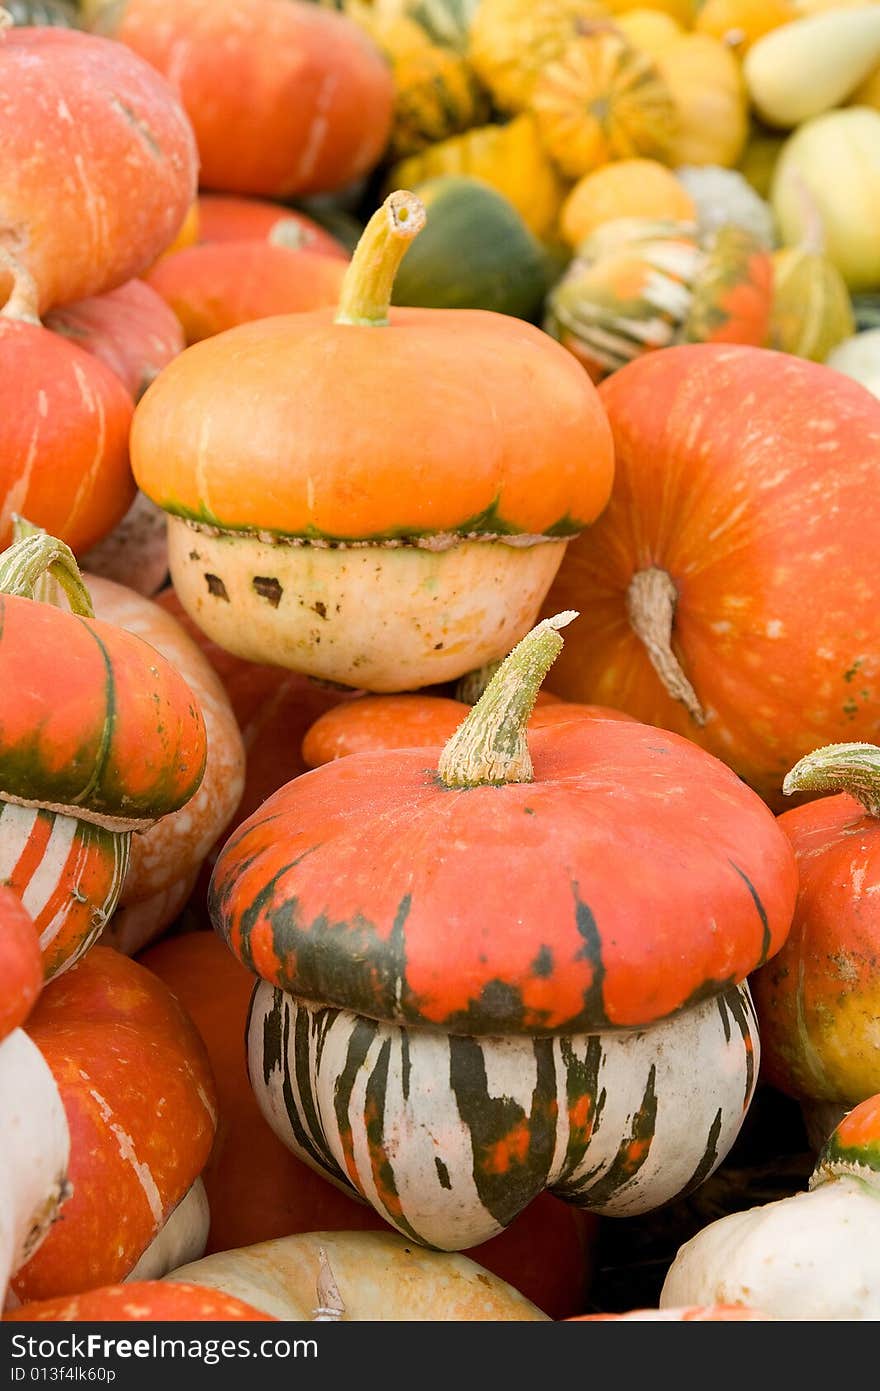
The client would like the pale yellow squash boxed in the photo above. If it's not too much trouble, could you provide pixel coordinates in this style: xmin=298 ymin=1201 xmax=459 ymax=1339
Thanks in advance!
xmin=656 ymin=34 xmax=748 ymax=168
xmin=744 ymin=7 xmax=880 ymax=128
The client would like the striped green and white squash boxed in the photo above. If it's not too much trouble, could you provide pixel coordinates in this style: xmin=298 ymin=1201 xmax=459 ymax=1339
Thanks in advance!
xmin=0 ymin=801 xmax=129 ymax=982
xmin=247 ymin=980 xmax=759 ymax=1251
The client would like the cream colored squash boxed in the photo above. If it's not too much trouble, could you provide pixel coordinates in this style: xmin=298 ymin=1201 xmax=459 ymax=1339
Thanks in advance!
xmin=167 ymin=518 xmax=569 ymax=693
xmin=165 ymin=1230 xmax=549 ymax=1321
xmin=126 ymin=1178 xmax=210 ymax=1283
xmin=825 ymin=328 xmax=880 ymax=398
xmin=772 ymin=107 xmax=880 ymax=292
xmin=744 ymin=7 xmax=880 ymax=128
xmin=0 ymin=1031 xmax=70 ymax=1308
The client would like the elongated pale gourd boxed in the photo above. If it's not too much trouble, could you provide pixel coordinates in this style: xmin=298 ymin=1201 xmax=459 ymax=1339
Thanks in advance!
xmin=744 ymin=7 xmax=880 ymax=127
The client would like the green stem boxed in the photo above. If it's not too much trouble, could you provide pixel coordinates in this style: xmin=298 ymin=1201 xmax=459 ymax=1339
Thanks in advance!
xmin=0 ymin=247 xmax=41 ymax=326
xmin=783 ymin=743 xmax=880 ymax=817
xmin=0 ymin=526 xmax=95 ymax=617
xmin=334 ymin=190 xmax=426 ymax=327
xmin=437 ymin=611 xmax=578 ymax=789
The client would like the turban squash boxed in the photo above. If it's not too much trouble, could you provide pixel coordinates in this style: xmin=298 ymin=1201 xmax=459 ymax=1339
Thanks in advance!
xmin=210 ymin=614 xmax=797 ymax=1249
xmin=660 ymin=1093 xmax=880 ymax=1319
xmin=6 ymin=1281 xmax=275 ymax=1322
xmin=541 ymin=344 xmax=880 ymax=811
xmin=132 ymin=192 xmax=615 ymax=692
xmin=751 ymin=743 xmax=880 ymax=1114
xmin=0 ymin=529 xmax=207 ymax=978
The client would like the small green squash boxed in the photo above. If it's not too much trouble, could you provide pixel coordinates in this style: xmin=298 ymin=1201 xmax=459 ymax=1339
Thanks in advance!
xmin=3 ymin=0 xmax=79 ymax=22
xmin=768 ymin=246 xmax=855 ymax=362
xmin=391 ymin=175 xmax=553 ymax=319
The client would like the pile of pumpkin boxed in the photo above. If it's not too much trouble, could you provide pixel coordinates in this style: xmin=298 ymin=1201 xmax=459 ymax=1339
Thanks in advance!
xmin=3 ymin=0 xmax=880 ymax=1326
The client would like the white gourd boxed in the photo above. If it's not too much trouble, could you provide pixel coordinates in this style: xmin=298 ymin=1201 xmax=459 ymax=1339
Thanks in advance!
xmin=744 ymin=6 xmax=880 ymax=127
xmin=825 ymin=328 xmax=880 ymax=398
xmin=126 ymin=1177 xmax=210 ymax=1283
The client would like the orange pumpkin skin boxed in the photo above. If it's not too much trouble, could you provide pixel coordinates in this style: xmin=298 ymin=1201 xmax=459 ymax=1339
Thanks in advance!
xmin=0 ymin=886 xmax=41 ymax=1041
xmin=86 ymin=576 xmax=244 ymax=899
xmin=102 ymin=0 xmax=394 ymax=198
xmin=11 ymin=947 xmax=217 ymax=1301
xmin=212 ymin=718 xmax=797 ymax=1034
xmin=132 ymin=307 xmax=614 ymax=542
xmin=6 ymin=1281 xmax=276 ymax=1322
xmin=0 ymin=803 xmax=128 ymax=982
xmin=144 ymin=240 xmax=348 ymax=345
xmin=0 ymin=28 xmax=197 ymax=313
xmin=140 ymin=932 xmax=595 ymax=1319
xmin=571 ymin=1305 xmax=768 ymax=1321
xmin=302 ymin=694 xmax=635 ymax=767
xmin=197 ymin=194 xmax=348 ymax=259
xmin=0 ymin=319 xmax=134 ymax=553
xmin=541 ymin=346 xmax=880 ymax=811
xmin=751 ymin=793 xmax=880 ymax=1106
xmin=0 ymin=592 xmax=207 ymax=826
xmin=45 ymin=279 xmax=185 ymax=402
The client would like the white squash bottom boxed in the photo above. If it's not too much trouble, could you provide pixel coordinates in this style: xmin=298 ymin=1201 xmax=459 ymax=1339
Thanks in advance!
xmin=126 ymin=1176 xmax=210 ymax=1282
xmin=167 ymin=518 xmax=568 ymax=692
xmin=0 ymin=1030 xmax=70 ymax=1308
xmin=247 ymin=981 xmax=760 ymax=1251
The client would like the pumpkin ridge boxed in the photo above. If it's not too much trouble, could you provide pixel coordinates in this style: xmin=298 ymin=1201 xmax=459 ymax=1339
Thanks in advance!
xmin=363 ymin=1035 xmax=425 ymax=1244
xmin=727 ymin=858 xmax=772 ymax=965
xmin=564 ymin=1064 xmax=658 ymax=1207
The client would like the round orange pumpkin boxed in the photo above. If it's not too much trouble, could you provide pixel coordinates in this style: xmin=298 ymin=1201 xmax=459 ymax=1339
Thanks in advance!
xmin=301 ymin=693 xmax=635 ymax=767
xmin=10 ymin=947 xmax=217 ymax=1301
xmin=100 ymin=0 xmax=394 ymax=198
xmin=6 ymin=1280 xmax=275 ymax=1322
xmin=1 ymin=255 xmax=135 ymax=554
xmin=144 ymin=240 xmax=348 ymax=345
xmin=541 ymin=344 xmax=880 ymax=811
xmin=0 ymin=25 xmax=197 ymax=313
xmin=45 ymin=279 xmax=185 ymax=402
xmin=197 ymin=193 xmax=348 ymax=259
xmin=0 ymin=888 xmax=41 ymax=1043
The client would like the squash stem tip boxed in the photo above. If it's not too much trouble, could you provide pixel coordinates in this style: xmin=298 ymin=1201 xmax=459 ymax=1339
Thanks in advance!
xmin=335 ymin=190 xmax=426 ymax=327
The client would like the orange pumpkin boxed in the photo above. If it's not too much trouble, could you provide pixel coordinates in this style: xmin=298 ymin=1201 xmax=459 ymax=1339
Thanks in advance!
xmin=302 ymin=693 xmax=635 ymax=767
xmin=0 ymin=888 xmax=41 ymax=1042
xmin=6 ymin=1281 xmax=275 ymax=1322
xmin=144 ymin=240 xmax=348 ymax=345
xmin=541 ymin=345 xmax=880 ymax=811
xmin=100 ymin=0 xmax=394 ymax=198
xmin=10 ymin=947 xmax=217 ymax=1301
xmin=197 ymin=194 xmax=348 ymax=259
xmin=140 ymin=932 xmax=597 ymax=1319
xmin=752 ymin=743 xmax=880 ymax=1108
xmin=45 ymin=279 xmax=185 ymax=401
xmin=85 ymin=575 xmax=245 ymax=956
xmin=0 ymin=26 xmax=197 ymax=313
xmin=1 ymin=255 xmax=135 ymax=554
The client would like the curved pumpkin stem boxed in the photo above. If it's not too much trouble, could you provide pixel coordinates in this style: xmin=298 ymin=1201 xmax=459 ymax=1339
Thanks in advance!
xmin=626 ymin=567 xmax=706 ymax=727
xmin=334 ymin=190 xmax=426 ymax=327
xmin=783 ymin=742 xmax=880 ymax=817
xmin=0 ymin=247 xmax=41 ymax=327
xmin=438 ymin=611 xmax=578 ymax=789
xmin=0 ymin=528 xmax=95 ymax=617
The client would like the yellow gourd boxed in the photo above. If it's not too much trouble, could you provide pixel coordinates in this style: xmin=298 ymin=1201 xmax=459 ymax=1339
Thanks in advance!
xmin=529 ymin=30 xmax=678 ymax=180
xmin=768 ymin=247 xmax=855 ymax=362
xmin=467 ymin=0 xmax=606 ymax=113
xmin=694 ymin=0 xmax=798 ymax=55
xmin=603 ymin=0 xmax=697 ymax=21
xmin=560 ymin=159 xmax=695 ymax=247
xmin=656 ymin=33 xmax=748 ymax=168
xmin=387 ymin=113 xmax=568 ymax=240
xmin=612 ymin=9 xmax=684 ymax=56
xmin=744 ymin=7 xmax=880 ymax=129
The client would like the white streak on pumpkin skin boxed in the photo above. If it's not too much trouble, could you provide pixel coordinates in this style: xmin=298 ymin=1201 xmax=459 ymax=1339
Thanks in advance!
xmin=64 ymin=368 xmax=107 ymax=540
xmin=22 ymin=814 xmax=77 ymax=926
xmin=86 ymin=1086 xmax=165 ymax=1228
xmin=1 ymin=419 xmax=41 ymax=535
xmin=294 ymin=71 xmax=340 ymax=186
